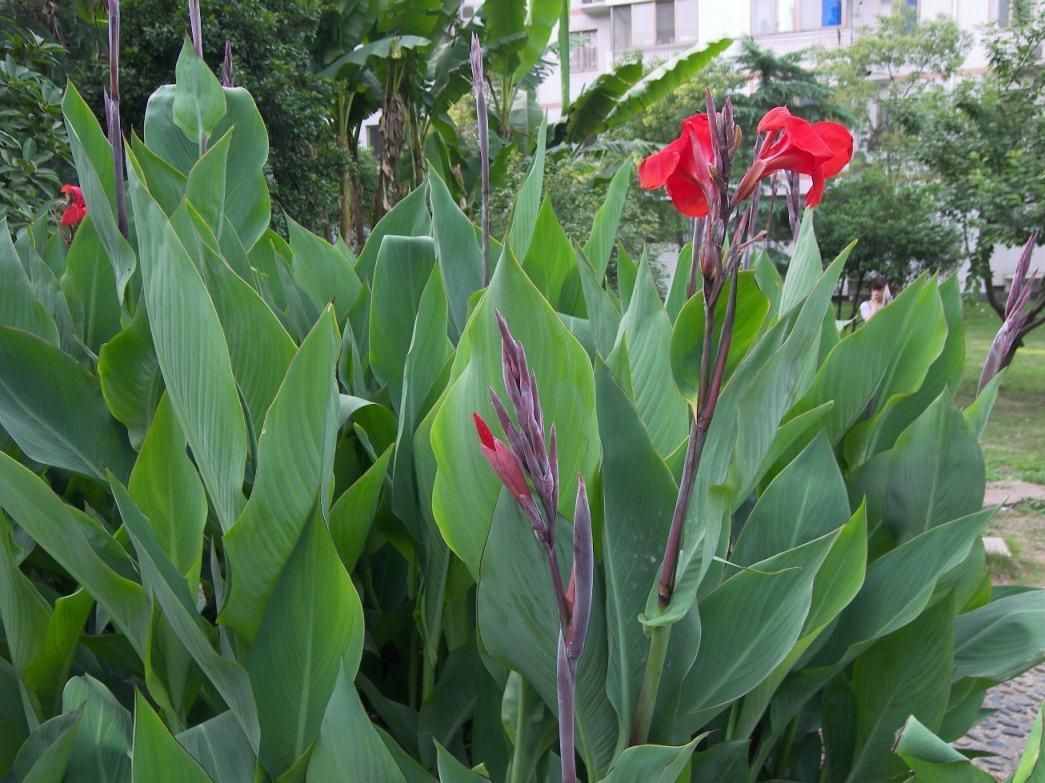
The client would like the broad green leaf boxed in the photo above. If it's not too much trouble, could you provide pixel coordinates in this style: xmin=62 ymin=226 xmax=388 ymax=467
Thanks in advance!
xmin=98 ymin=307 xmax=162 ymax=450
xmin=514 ymin=0 xmax=559 ymax=80
xmin=356 ymin=184 xmax=431 ymax=282
xmin=185 ymin=129 xmax=232 ymax=236
xmin=603 ymin=39 xmax=732 ymax=130
xmin=609 ymin=255 xmax=689 ymax=455
xmin=0 ymin=658 xmax=30 ymax=772
xmin=576 ymin=249 xmax=621 ymax=359
xmin=844 ymin=276 xmax=965 ymax=464
xmin=428 ymin=172 xmax=483 ymax=337
xmin=583 ymin=162 xmax=632 ymax=279
xmin=318 ymin=34 xmax=431 ymax=76
xmin=894 ymin=715 xmax=995 ymax=783
xmin=665 ymin=243 xmax=693 ymax=322
xmin=61 ymin=217 xmax=120 ymax=353
xmin=186 ymin=213 xmax=297 ymax=436
xmin=616 ymin=245 xmax=637 ymax=308
xmin=499 ymin=673 xmax=555 ymax=783
xmin=596 ymin=363 xmax=678 ymax=750
xmin=847 ymin=596 xmax=956 ymax=783
xmin=128 ymin=134 xmax=187 ymax=215
xmin=848 ymin=391 xmax=984 ymax=543
xmin=172 ymin=39 xmax=227 ymax=149
xmin=288 ymin=217 xmax=363 ymax=327
xmin=952 ymin=590 xmax=1045 ymax=684
xmin=9 ymin=711 xmax=81 ymax=783
xmin=522 ymin=197 xmax=575 ymax=309
xmin=647 ymin=246 xmax=851 ymax=628
xmin=222 ymin=310 xmax=340 ymax=644
xmin=964 ymin=371 xmax=1003 ymax=442
xmin=330 ymin=446 xmax=392 ymax=571
xmin=245 ymin=512 xmax=364 ymax=776
xmin=562 ymin=61 xmax=644 ymax=144
xmin=391 ymin=267 xmax=453 ymax=538
xmin=130 ymin=395 xmax=206 ymax=587
xmin=370 ymin=236 xmax=437 ymax=403
xmin=436 ymin=742 xmax=488 ymax=782
xmin=62 ymin=676 xmax=132 ymax=783
xmin=0 ymin=219 xmax=58 ymax=345
xmin=754 ymin=401 xmax=834 ymax=488
xmin=0 ymin=516 xmax=92 ymax=719
xmin=789 ymin=277 xmax=947 ymax=446
xmin=111 ymin=480 xmax=261 ymax=754
xmin=779 ymin=209 xmax=822 ymax=316
xmin=505 ymin=120 xmax=546 ymax=266
xmin=733 ymin=432 xmax=850 ymax=567
xmin=63 ymin=84 xmax=137 ymax=303
xmin=1012 ymin=709 xmax=1044 ymax=783
xmin=144 ymin=86 xmax=271 ymax=250
xmin=477 ymin=495 xmax=617 ymax=777
xmin=753 ymin=251 xmax=783 ymax=318
xmin=430 ymin=250 xmax=599 ymax=577
xmin=131 ymin=692 xmax=212 ymax=783
xmin=670 ymin=271 xmax=770 ymax=403
xmin=822 ymin=508 xmax=993 ymax=660
xmin=127 ymin=148 xmax=247 ymax=532
xmin=308 ymin=666 xmax=406 ymax=783
xmin=177 ymin=713 xmax=255 ymax=783
xmin=600 ymin=737 xmax=702 ymax=783
xmin=676 ymin=528 xmax=839 ymax=728
xmin=0 ymin=327 xmax=133 ymax=480
xmin=0 ymin=458 xmax=148 ymax=656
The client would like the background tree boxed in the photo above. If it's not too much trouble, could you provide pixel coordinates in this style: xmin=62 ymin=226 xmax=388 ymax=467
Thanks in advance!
xmin=815 ymin=159 xmax=961 ymax=316
xmin=0 ymin=20 xmax=72 ymax=230
xmin=913 ymin=0 xmax=1045 ymax=339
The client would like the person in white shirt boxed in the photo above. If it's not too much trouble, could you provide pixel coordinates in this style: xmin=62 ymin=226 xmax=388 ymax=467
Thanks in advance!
xmin=860 ymin=276 xmax=891 ymax=321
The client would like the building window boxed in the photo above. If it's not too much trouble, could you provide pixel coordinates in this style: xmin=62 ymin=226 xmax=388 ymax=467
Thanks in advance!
xmin=752 ymin=0 xmax=845 ymax=33
xmin=656 ymin=0 xmax=676 ymax=45
xmin=611 ymin=5 xmax=632 ymax=53
xmin=570 ymin=30 xmax=598 ymax=72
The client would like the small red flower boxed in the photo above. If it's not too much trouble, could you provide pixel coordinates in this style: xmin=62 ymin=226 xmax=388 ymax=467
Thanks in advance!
xmin=638 ymin=114 xmax=717 ymax=217
xmin=473 ymin=413 xmax=531 ymax=502
xmin=735 ymin=106 xmax=853 ymax=207
xmin=60 ymin=184 xmax=87 ymax=227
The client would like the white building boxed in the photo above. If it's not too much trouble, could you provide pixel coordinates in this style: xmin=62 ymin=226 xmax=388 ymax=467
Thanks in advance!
xmin=535 ymin=0 xmax=1038 ymax=288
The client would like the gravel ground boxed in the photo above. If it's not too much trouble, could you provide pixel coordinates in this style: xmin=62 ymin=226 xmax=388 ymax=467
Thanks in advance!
xmin=956 ymin=664 xmax=1045 ymax=779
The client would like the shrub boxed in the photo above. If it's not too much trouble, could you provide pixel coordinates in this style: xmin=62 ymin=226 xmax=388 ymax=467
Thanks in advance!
xmin=0 ymin=28 xmax=1043 ymax=783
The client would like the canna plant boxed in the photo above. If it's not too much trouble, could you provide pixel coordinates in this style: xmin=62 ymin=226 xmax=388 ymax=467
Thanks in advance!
xmin=1 ymin=4 xmax=1044 ymax=782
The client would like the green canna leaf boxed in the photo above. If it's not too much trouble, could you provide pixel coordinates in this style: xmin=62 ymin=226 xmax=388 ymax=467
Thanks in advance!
xmin=62 ymin=675 xmax=132 ymax=783
xmin=61 ymin=216 xmax=121 ymax=353
xmin=98 ymin=306 xmax=163 ymax=451
xmin=172 ymin=39 xmax=227 ymax=151
xmin=127 ymin=145 xmax=248 ymax=532
xmin=0 ymin=327 xmax=134 ymax=481
xmin=130 ymin=692 xmax=213 ymax=783
xmin=8 ymin=710 xmax=81 ymax=783
xmin=609 ymin=254 xmax=689 ymax=456
xmin=428 ymin=171 xmax=483 ymax=338
xmin=185 ymin=129 xmax=232 ymax=237
xmin=0 ymin=218 xmax=59 ymax=345
xmin=521 ymin=197 xmax=575 ymax=310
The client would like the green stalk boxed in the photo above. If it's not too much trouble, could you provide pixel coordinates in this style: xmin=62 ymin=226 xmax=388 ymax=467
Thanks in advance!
xmin=558 ymin=0 xmax=570 ymax=115
xmin=629 ymin=622 xmax=672 ymax=745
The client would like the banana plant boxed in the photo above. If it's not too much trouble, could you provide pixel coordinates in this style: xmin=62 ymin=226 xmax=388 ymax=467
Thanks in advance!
xmin=0 ymin=5 xmax=1043 ymax=783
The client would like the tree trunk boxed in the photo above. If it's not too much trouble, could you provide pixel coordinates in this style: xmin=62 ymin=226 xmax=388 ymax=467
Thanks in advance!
xmin=373 ymin=85 xmax=407 ymax=222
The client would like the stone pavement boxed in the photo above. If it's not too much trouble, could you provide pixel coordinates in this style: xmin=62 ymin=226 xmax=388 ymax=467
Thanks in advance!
xmin=956 ymin=664 xmax=1045 ymax=780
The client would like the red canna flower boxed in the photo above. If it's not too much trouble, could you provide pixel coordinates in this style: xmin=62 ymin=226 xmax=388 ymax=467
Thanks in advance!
xmin=473 ymin=413 xmax=531 ymax=502
xmin=734 ymin=106 xmax=853 ymax=208
xmin=59 ymin=184 xmax=87 ymax=227
xmin=638 ymin=113 xmax=717 ymax=217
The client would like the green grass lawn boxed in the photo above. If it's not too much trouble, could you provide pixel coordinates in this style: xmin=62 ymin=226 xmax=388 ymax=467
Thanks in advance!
xmin=957 ymin=302 xmax=1045 ymax=484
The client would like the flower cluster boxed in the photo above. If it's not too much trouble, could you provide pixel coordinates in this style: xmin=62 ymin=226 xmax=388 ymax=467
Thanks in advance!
xmin=59 ymin=185 xmax=87 ymax=228
xmin=640 ymin=105 xmax=853 ymax=215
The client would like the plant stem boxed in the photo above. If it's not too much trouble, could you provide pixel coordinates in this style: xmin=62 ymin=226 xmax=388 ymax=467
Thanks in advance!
xmin=558 ymin=0 xmax=571 ymax=115
xmin=629 ymin=621 xmax=672 ymax=746
xmin=557 ymin=635 xmax=577 ymax=783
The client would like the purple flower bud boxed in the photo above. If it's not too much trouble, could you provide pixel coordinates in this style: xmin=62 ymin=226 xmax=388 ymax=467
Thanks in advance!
xmin=188 ymin=0 xmax=203 ymax=57
xmin=221 ymin=40 xmax=235 ymax=88
xmin=565 ymin=478 xmax=593 ymax=662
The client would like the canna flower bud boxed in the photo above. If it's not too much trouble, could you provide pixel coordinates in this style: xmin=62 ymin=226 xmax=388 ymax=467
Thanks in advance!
xmin=473 ymin=413 xmax=531 ymax=502
xmin=564 ymin=478 xmax=593 ymax=662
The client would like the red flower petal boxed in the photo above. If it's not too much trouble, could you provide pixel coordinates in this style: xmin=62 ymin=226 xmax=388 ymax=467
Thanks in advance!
xmin=757 ymin=106 xmax=794 ymax=134
xmin=811 ymin=121 xmax=853 ymax=178
xmin=473 ymin=413 xmax=495 ymax=449
xmin=666 ymin=174 xmax=710 ymax=218
xmin=638 ymin=138 xmax=684 ymax=190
